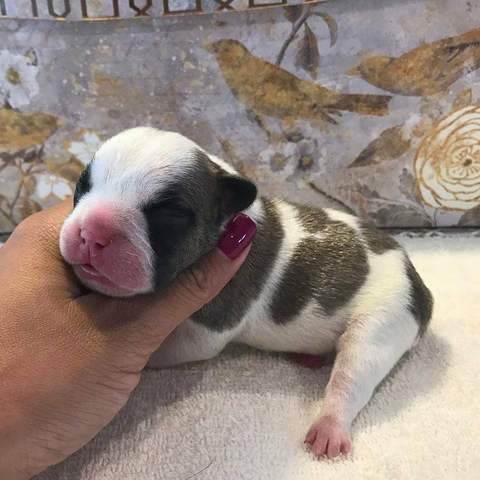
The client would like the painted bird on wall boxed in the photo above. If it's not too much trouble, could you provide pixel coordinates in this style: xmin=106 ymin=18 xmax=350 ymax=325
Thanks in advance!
xmin=206 ymin=39 xmax=392 ymax=125
xmin=348 ymin=27 xmax=480 ymax=96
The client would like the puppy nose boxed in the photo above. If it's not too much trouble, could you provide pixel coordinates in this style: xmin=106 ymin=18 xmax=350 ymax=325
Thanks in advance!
xmin=79 ymin=228 xmax=111 ymax=250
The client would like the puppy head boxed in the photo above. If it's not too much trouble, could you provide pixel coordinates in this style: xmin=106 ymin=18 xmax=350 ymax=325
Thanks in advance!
xmin=60 ymin=127 xmax=257 ymax=297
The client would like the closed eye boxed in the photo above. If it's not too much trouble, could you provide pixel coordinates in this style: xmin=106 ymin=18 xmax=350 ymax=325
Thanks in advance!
xmin=143 ymin=199 xmax=195 ymax=229
xmin=145 ymin=199 xmax=192 ymax=215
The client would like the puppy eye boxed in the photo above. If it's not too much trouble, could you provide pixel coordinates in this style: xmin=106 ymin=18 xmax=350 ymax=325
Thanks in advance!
xmin=148 ymin=200 xmax=191 ymax=217
xmin=143 ymin=200 xmax=195 ymax=229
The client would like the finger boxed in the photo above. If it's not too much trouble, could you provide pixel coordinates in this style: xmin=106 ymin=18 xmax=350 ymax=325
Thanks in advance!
xmin=80 ymin=244 xmax=252 ymax=356
xmin=33 ymin=198 xmax=74 ymax=244
xmin=6 ymin=198 xmax=73 ymax=253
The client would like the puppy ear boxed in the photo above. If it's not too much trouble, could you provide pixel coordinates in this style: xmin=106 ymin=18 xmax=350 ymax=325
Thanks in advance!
xmin=218 ymin=173 xmax=257 ymax=217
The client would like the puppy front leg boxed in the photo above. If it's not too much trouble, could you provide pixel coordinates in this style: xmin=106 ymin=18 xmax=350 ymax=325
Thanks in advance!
xmin=147 ymin=319 xmax=235 ymax=369
xmin=305 ymin=312 xmax=420 ymax=458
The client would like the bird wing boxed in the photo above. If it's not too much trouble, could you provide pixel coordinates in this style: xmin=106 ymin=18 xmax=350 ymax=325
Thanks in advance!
xmin=429 ymin=29 xmax=480 ymax=84
xmin=236 ymin=55 xmax=321 ymax=117
xmin=441 ymin=27 xmax=480 ymax=50
xmin=377 ymin=28 xmax=480 ymax=95
xmin=249 ymin=56 xmax=315 ymax=99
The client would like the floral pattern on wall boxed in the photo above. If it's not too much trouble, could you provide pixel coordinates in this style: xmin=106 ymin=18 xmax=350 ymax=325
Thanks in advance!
xmin=415 ymin=105 xmax=480 ymax=212
xmin=0 ymin=105 xmax=103 ymax=230
xmin=1 ymin=0 xmax=480 ymax=232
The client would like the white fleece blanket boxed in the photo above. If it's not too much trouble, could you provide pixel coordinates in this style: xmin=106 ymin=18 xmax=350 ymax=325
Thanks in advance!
xmin=31 ymin=232 xmax=479 ymax=480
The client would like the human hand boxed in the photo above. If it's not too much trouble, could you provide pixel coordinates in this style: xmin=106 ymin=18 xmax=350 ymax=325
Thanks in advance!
xmin=0 ymin=199 xmax=254 ymax=479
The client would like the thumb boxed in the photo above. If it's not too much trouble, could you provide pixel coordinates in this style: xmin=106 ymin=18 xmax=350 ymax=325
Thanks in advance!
xmin=80 ymin=214 xmax=256 ymax=360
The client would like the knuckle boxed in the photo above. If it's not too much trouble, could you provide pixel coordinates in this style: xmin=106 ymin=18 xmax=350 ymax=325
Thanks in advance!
xmin=7 ymin=218 xmax=35 ymax=247
xmin=12 ymin=211 xmax=48 ymax=241
xmin=23 ymin=208 xmax=44 ymax=226
xmin=12 ymin=214 xmax=35 ymax=236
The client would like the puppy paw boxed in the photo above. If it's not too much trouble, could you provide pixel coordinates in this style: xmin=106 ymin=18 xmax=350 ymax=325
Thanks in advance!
xmin=304 ymin=415 xmax=352 ymax=459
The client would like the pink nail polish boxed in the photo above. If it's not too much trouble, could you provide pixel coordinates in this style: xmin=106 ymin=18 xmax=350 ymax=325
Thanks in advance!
xmin=218 ymin=213 xmax=256 ymax=260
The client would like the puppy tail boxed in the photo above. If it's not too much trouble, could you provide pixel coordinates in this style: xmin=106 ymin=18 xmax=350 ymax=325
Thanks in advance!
xmin=404 ymin=258 xmax=434 ymax=337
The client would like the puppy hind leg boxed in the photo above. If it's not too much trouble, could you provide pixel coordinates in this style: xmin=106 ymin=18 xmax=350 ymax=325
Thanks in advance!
xmin=305 ymin=311 xmax=419 ymax=459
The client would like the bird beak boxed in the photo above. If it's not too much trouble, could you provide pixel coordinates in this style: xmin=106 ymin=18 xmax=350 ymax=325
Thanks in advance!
xmin=346 ymin=65 xmax=360 ymax=76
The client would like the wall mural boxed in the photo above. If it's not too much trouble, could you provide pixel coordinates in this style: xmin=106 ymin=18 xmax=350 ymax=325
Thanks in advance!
xmin=1 ymin=0 xmax=480 ymax=233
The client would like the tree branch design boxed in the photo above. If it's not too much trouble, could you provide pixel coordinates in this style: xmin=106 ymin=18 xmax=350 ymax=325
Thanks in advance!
xmin=277 ymin=5 xmax=337 ymax=71
xmin=276 ymin=6 xmax=313 ymax=66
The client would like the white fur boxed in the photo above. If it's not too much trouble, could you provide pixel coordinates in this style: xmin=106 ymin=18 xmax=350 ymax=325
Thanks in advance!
xmin=236 ymin=200 xmax=315 ymax=351
xmin=62 ymin=128 xmax=249 ymax=291
xmin=60 ymin=188 xmax=155 ymax=292
xmin=70 ymin=127 xmax=424 ymax=449
xmin=237 ymin=205 xmax=419 ymax=430
xmin=325 ymin=208 xmax=360 ymax=230
xmin=209 ymin=153 xmax=238 ymax=175
xmin=148 ymin=318 xmax=242 ymax=368
xmin=319 ymin=249 xmax=419 ymax=425
xmin=147 ymin=189 xmax=420 ymax=443
xmin=90 ymin=128 xmax=201 ymax=206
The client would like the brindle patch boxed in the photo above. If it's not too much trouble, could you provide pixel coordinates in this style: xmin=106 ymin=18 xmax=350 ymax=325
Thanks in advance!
xmin=270 ymin=222 xmax=369 ymax=323
xmin=192 ymin=198 xmax=284 ymax=332
xmin=360 ymin=221 xmax=400 ymax=254
xmin=405 ymin=259 xmax=433 ymax=336
xmin=296 ymin=205 xmax=330 ymax=234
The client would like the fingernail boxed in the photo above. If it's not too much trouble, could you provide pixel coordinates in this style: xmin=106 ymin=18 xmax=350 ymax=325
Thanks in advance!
xmin=218 ymin=213 xmax=256 ymax=260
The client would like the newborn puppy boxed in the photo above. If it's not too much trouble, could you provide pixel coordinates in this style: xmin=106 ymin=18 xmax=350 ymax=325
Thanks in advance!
xmin=60 ymin=127 xmax=433 ymax=459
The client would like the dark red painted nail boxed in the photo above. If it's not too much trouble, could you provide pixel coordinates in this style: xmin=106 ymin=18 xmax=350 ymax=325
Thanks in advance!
xmin=218 ymin=213 xmax=256 ymax=260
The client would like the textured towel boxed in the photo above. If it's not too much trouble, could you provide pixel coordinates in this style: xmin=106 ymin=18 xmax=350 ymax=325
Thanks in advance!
xmin=28 ymin=232 xmax=480 ymax=480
